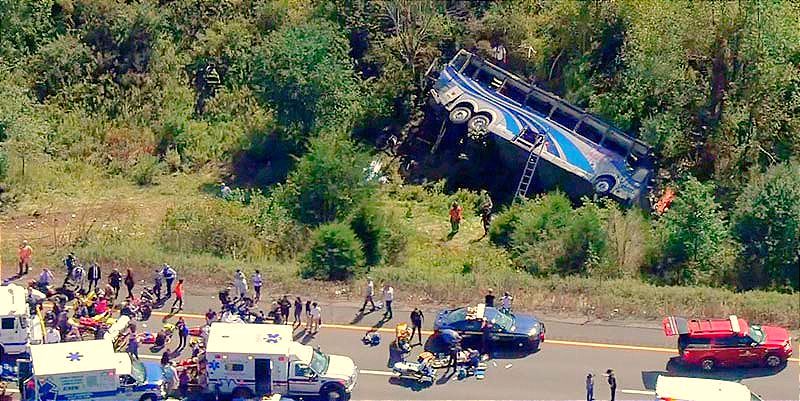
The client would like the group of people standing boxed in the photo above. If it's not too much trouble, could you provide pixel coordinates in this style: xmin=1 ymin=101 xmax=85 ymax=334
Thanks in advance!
xmin=447 ymin=191 xmax=494 ymax=239
xmin=358 ymin=277 xmax=395 ymax=320
xmin=484 ymin=288 xmax=513 ymax=312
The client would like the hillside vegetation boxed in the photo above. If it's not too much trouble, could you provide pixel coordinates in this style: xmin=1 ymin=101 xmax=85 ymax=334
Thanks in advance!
xmin=0 ymin=1 xmax=797 ymax=325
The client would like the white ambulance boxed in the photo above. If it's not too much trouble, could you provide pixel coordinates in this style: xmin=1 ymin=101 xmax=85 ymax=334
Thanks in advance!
xmin=205 ymin=323 xmax=358 ymax=400
xmin=23 ymin=339 xmax=165 ymax=401
xmin=655 ymin=376 xmax=764 ymax=401
xmin=0 ymin=284 xmax=43 ymax=358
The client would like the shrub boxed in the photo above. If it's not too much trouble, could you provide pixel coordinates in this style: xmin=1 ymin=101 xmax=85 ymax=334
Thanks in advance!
xmin=164 ymin=147 xmax=182 ymax=172
xmin=302 ymin=222 xmax=364 ymax=280
xmin=130 ymin=154 xmax=161 ymax=186
xmin=0 ymin=150 xmax=8 ymax=181
xmin=349 ymin=199 xmax=408 ymax=267
xmin=556 ymin=201 xmax=609 ymax=275
xmin=160 ymin=199 xmax=255 ymax=257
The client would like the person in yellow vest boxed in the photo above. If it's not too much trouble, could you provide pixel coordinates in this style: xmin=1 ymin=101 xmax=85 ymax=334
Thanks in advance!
xmin=18 ymin=240 xmax=33 ymax=275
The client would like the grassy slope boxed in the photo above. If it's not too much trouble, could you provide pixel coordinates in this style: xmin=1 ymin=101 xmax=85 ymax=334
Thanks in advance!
xmin=2 ymin=167 xmax=798 ymax=329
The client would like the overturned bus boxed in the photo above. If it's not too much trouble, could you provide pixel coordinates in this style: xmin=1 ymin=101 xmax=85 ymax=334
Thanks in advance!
xmin=428 ymin=49 xmax=655 ymax=207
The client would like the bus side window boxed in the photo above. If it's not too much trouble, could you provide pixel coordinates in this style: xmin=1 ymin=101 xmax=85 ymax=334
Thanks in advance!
xmin=576 ymin=121 xmax=604 ymax=144
xmin=450 ymin=53 xmax=469 ymax=71
xmin=524 ymin=94 xmax=552 ymax=116
xmin=462 ymin=63 xmax=479 ymax=78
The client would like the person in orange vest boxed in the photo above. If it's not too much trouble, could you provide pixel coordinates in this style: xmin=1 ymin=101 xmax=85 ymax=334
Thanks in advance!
xmin=170 ymin=279 xmax=185 ymax=313
xmin=18 ymin=240 xmax=33 ymax=275
xmin=449 ymin=201 xmax=463 ymax=236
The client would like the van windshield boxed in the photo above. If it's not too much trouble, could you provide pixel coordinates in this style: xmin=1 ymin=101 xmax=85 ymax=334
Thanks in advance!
xmin=130 ymin=357 xmax=146 ymax=383
xmin=310 ymin=349 xmax=329 ymax=375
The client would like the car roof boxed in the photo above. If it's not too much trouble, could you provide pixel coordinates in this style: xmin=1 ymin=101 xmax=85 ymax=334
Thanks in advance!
xmin=665 ymin=315 xmax=749 ymax=338
xmin=655 ymin=376 xmax=755 ymax=401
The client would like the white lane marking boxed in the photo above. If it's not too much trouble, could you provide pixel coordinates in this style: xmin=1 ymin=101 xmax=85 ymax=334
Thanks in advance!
xmin=140 ymin=355 xmax=160 ymax=360
xmin=3 ymin=388 xmax=19 ymax=393
xmin=358 ymin=369 xmax=397 ymax=377
xmin=621 ymin=389 xmax=656 ymax=395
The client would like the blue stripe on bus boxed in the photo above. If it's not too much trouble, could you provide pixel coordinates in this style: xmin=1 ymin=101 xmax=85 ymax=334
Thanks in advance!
xmin=444 ymin=66 xmax=596 ymax=175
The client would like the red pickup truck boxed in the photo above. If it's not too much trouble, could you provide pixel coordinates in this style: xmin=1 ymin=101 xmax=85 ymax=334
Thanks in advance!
xmin=663 ymin=315 xmax=792 ymax=371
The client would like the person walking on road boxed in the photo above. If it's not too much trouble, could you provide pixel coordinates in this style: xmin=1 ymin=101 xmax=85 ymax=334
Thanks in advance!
xmin=359 ymin=277 xmax=376 ymax=312
xmin=484 ymin=288 xmax=495 ymax=307
xmin=160 ymin=351 xmax=170 ymax=366
xmin=71 ymin=263 xmax=85 ymax=293
xmin=124 ymin=268 xmax=135 ymax=299
xmin=305 ymin=300 xmax=312 ymax=330
xmin=586 ymin=373 xmax=594 ymax=401
xmin=18 ymin=240 xmax=33 ymax=276
xmin=382 ymin=283 xmax=394 ymax=320
xmin=233 ymin=269 xmax=248 ymax=299
xmin=87 ymin=262 xmax=101 ymax=293
xmin=310 ymin=302 xmax=322 ymax=333
xmin=293 ymin=297 xmax=303 ymax=327
xmin=170 ymin=279 xmax=184 ymax=313
xmin=108 ymin=269 xmax=122 ymax=300
xmin=176 ymin=317 xmax=188 ymax=352
xmin=410 ymin=308 xmax=424 ymax=345
xmin=162 ymin=264 xmax=176 ymax=298
xmin=252 ymin=270 xmax=263 ymax=302
xmin=279 ymin=295 xmax=291 ymax=324
xmin=448 ymin=201 xmax=463 ymax=236
xmin=63 ymin=252 xmax=76 ymax=286
xmin=605 ymin=369 xmax=616 ymax=401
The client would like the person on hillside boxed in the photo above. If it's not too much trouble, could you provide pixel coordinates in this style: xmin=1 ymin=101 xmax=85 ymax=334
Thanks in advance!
xmin=233 ymin=269 xmax=248 ymax=299
xmin=252 ymin=270 xmax=263 ymax=302
xmin=382 ymin=283 xmax=394 ymax=320
xmin=480 ymin=192 xmax=493 ymax=238
xmin=124 ymin=268 xmax=135 ymax=299
xmin=359 ymin=277 xmax=376 ymax=312
xmin=18 ymin=240 xmax=33 ymax=276
xmin=410 ymin=307 xmax=424 ymax=345
xmin=293 ymin=297 xmax=303 ymax=327
xmin=108 ymin=269 xmax=122 ymax=300
xmin=170 ymin=279 xmax=185 ymax=313
xmin=162 ymin=264 xmax=177 ymax=298
xmin=153 ymin=267 xmax=163 ymax=300
xmin=87 ymin=262 xmax=101 ymax=293
xmin=449 ymin=202 xmax=463 ymax=235
xmin=484 ymin=288 xmax=495 ymax=307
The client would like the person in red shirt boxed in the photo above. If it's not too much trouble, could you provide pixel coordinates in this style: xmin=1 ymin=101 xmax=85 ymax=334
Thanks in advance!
xmin=170 ymin=279 xmax=184 ymax=313
xmin=18 ymin=240 xmax=33 ymax=275
xmin=449 ymin=202 xmax=463 ymax=236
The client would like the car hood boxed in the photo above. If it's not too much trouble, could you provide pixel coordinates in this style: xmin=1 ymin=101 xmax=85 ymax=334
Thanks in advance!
xmin=510 ymin=315 xmax=541 ymax=336
xmin=323 ymin=355 xmax=357 ymax=381
xmin=762 ymin=325 xmax=790 ymax=346
xmin=142 ymin=361 xmax=164 ymax=385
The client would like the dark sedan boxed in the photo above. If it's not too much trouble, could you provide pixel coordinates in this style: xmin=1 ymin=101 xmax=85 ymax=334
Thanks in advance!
xmin=433 ymin=304 xmax=546 ymax=351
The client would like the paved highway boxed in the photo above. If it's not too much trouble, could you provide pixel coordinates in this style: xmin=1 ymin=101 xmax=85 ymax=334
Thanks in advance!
xmin=4 ymin=291 xmax=799 ymax=400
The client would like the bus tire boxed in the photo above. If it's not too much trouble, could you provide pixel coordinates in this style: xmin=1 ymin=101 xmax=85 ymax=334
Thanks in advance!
xmin=449 ymin=106 xmax=472 ymax=124
xmin=232 ymin=387 xmax=253 ymax=399
xmin=322 ymin=384 xmax=348 ymax=401
xmin=594 ymin=176 xmax=616 ymax=195
xmin=467 ymin=114 xmax=491 ymax=134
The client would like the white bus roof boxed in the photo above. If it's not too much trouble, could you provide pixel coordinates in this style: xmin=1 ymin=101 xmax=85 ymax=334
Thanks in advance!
xmin=30 ymin=339 xmax=118 ymax=376
xmin=0 ymin=284 xmax=28 ymax=316
xmin=206 ymin=323 xmax=294 ymax=356
xmin=655 ymin=376 xmax=754 ymax=401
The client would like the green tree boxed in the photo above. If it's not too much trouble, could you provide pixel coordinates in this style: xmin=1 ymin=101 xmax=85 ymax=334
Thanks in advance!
xmin=655 ymin=177 xmax=735 ymax=285
xmin=556 ymin=201 xmax=609 ymax=275
xmin=732 ymin=162 xmax=800 ymax=291
xmin=302 ymin=222 xmax=365 ymax=280
xmin=282 ymin=130 xmax=374 ymax=225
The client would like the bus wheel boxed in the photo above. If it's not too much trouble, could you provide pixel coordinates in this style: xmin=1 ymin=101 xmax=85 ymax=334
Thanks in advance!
xmin=594 ymin=176 xmax=615 ymax=195
xmin=449 ymin=106 xmax=472 ymax=124
xmin=467 ymin=114 xmax=491 ymax=134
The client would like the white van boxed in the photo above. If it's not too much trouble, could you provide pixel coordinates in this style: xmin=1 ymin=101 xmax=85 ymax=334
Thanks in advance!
xmin=655 ymin=376 xmax=764 ymax=401
xmin=205 ymin=323 xmax=358 ymax=400
xmin=22 ymin=339 xmax=165 ymax=401
xmin=0 ymin=284 xmax=43 ymax=357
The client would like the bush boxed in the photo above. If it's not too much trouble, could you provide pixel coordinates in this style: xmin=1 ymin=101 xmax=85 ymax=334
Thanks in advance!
xmin=130 ymin=154 xmax=161 ymax=186
xmin=349 ymin=200 xmax=408 ymax=267
xmin=556 ymin=201 xmax=609 ymax=275
xmin=0 ymin=150 xmax=8 ymax=181
xmin=160 ymin=199 xmax=255 ymax=257
xmin=302 ymin=222 xmax=364 ymax=280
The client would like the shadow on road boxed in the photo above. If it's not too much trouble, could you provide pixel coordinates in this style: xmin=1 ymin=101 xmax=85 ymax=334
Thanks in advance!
xmin=388 ymin=376 xmax=433 ymax=392
xmin=639 ymin=357 xmax=789 ymax=390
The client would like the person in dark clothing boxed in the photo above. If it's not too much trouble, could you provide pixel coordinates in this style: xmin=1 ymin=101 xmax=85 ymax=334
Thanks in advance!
xmin=161 ymin=351 xmax=171 ymax=366
xmin=108 ymin=269 xmax=122 ymax=300
xmin=447 ymin=344 xmax=460 ymax=373
xmin=586 ymin=373 xmax=594 ymax=401
xmin=410 ymin=308 xmax=424 ymax=345
xmin=63 ymin=253 xmax=76 ymax=287
xmin=279 ymin=296 xmax=291 ymax=324
xmin=176 ymin=317 xmax=188 ymax=352
xmin=87 ymin=263 xmax=101 ymax=293
xmin=480 ymin=320 xmax=493 ymax=355
xmin=293 ymin=297 xmax=303 ymax=327
xmin=124 ymin=268 xmax=135 ymax=299
xmin=162 ymin=264 xmax=176 ymax=298
xmin=606 ymin=369 xmax=616 ymax=401
xmin=484 ymin=288 xmax=495 ymax=307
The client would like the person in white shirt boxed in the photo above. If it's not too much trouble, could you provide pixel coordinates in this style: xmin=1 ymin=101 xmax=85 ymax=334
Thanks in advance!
xmin=37 ymin=268 xmax=54 ymax=288
xmin=501 ymin=292 xmax=513 ymax=313
xmin=310 ymin=302 xmax=322 ymax=333
xmin=251 ymin=270 xmax=263 ymax=302
xmin=382 ymin=283 xmax=394 ymax=319
xmin=233 ymin=269 xmax=248 ymax=299
xmin=359 ymin=277 xmax=376 ymax=312
xmin=45 ymin=326 xmax=61 ymax=344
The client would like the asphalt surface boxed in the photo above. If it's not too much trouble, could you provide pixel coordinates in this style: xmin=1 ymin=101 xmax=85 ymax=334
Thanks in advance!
xmin=3 ymin=291 xmax=799 ymax=400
